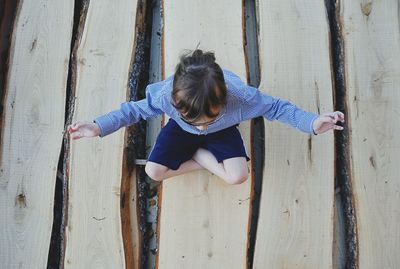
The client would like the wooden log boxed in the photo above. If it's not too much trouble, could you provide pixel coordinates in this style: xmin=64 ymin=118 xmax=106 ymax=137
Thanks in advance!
xmin=156 ymin=0 xmax=252 ymax=268
xmin=64 ymin=1 xmax=138 ymax=268
xmin=0 ymin=1 xmax=74 ymax=268
xmin=342 ymin=0 xmax=400 ymax=268
xmin=253 ymin=1 xmax=334 ymax=268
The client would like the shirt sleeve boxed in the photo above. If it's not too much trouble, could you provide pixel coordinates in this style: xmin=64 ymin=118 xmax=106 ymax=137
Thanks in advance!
xmin=240 ymin=84 xmax=319 ymax=135
xmin=93 ymin=83 xmax=165 ymax=138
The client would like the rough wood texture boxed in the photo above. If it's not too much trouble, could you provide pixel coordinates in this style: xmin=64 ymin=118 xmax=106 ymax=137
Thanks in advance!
xmin=123 ymin=162 xmax=140 ymax=269
xmin=156 ymin=0 xmax=252 ymax=268
xmin=342 ymin=0 xmax=400 ymax=268
xmin=0 ymin=1 xmax=74 ymax=268
xmin=253 ymin=1 xmax=334 ymax=268
xmin=64 ymin=1 xmax=138 ymax=268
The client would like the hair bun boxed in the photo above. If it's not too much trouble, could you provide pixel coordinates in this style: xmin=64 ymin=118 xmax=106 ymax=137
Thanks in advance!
xmin=176 ymin=48 xmax=217 ymax=75
xmin=190 ymin=49 xmax=216 ymax=65
xmin=192 ymin=49 xmax=203 ymax=58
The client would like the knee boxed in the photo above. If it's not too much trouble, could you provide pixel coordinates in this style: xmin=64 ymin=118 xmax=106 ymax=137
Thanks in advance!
xmin=145 ymin=162 xmax=166 ymax=181
xmin=225 ymin=172 xmax=249 ymax=185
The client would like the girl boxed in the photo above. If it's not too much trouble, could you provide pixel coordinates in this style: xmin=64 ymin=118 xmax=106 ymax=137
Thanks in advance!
xmin=67 ymin=49 xmax=345 ymax=184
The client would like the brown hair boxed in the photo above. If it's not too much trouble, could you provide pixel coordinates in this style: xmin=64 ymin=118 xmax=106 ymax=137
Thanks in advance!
xmin=171 ymin=49 xmax=227 ymax=123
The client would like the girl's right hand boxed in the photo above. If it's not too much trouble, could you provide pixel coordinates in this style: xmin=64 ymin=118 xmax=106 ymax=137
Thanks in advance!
xmin=67 ymin=120 xmax=100 ymax=140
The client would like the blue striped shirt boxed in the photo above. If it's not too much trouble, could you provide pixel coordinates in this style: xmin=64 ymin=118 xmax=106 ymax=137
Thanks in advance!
xmin=94 ymin=69 xmax=319 ymax=137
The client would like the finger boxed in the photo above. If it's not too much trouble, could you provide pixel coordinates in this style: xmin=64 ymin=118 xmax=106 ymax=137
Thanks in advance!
xmin=333 ymin=125 xmax=344 ymax=130
xmin=338 ymin=112 xmax=345 ymax=121
xmin=73 ymin=132 xmax=81 ymax=140
xmin=71 ymin=122 xmax=83 ymax=131
xmin=324 ymin=112 xmax=344 ymax=123
xmin=331 ymin=113 xmax=338 ymax=121
xmin=72 ymin=121 xmax=82 ymax=129
xmin=76 ymin=121 xmax=85 ymax=129
xmin=322 ymin=116 xmax=336 ymax=123
xmin=322 ymin=112 xmax=335 ymax=118
xmin=333 ymin=111 xmax=345 ymax=121
xmin=68 ymin=125 xmax=76 ymax=133
xmin=325 ymin=114 xmax=337 ymax=122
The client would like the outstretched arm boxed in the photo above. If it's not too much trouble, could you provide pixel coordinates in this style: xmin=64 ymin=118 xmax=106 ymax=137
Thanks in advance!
xmin=93 ymin=85 xmax=166 ymax=137
xmin=239 ymin=85 xmax=344 ymax=135
xmin=68 ymin=76 xmax=173 ymax=140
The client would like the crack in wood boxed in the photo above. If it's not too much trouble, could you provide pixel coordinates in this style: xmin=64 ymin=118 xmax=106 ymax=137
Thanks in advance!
xmin=120 ymin=1 xmax=155 ymax=269
xmin=16 ymin=192 xmax=27 ymax=208
xmin=0 ymin=0 xmax=19 ymax=172
xmin=47 ymin=1 xmax=89 ymax=268
xmin=243 ymin=0 xmax=264 ymax=268
xmin=325 ymin=0 xmax=358 ymax=268
xmin=360 ymin=2 xmax=372 ymax=17
xmin=314 ymin=80 xmax=321 ymax=114
xmin=30 ymin=38 xmax=37 ymax=52
xmin=92 ymin=216 xmax=106 ymax=221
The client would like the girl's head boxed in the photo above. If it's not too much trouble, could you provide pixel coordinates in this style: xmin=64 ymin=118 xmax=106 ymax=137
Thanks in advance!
xmin=171 ymin=49 xmax=227 ymax=126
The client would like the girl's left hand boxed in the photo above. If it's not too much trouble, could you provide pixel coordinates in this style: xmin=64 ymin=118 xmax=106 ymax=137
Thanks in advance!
xmin=312 ymin=111 xmax=345 ymax=135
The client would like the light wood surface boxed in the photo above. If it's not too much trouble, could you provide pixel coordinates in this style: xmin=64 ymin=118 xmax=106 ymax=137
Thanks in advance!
xmin=0 ymin=1 xmax=74 ymax=268
xmin=156 ymin=0 xmax=252 ymax=268
xmin=253 ymin=1 xmax=334 ymax=268
xmin=65 ymin=1 xmax=138 ymax=268
xmin=342 ymin=0 xmax=400 ymax=268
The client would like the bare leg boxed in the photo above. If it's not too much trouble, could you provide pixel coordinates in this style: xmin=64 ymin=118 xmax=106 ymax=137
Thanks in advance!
xmin=145 ymin=159 xmax=204 ymax=181
xmin=193 ymin=148 xmax=249 ymax=184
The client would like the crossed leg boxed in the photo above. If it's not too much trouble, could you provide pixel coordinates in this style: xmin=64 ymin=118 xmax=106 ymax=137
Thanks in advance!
xmin=145 ymin=159 xmax=203 ymax=181
xmin=145 ymin=148 xmax=249 ymax=185
xmin=192 ymin=147 xmax=249 ymax=184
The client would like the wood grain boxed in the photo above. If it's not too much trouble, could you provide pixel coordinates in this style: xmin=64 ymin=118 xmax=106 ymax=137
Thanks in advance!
xmin=64 ymin=1 xmax=138 ymax=268
xmin=253 ymin=1 xmax=335 ymax=268
xmin=156 ymin=0 xmax=252 ymax=268
xmin=342 ymin=0 xmax=400 ymax=268
xmin=0 ymin=1 xmax=74 ymax=268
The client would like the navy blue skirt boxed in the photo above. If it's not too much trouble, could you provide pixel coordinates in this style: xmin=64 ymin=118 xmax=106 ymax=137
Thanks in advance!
xmin=148 ymin=118 xmax=251 ymax=170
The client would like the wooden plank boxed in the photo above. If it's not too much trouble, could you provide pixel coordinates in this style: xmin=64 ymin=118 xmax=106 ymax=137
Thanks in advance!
xmin=253 ymin=1 xmax=334 ymax=268
xmin=0 ymin=1 xmax=74 ymax=268
xmin=342 ymin=1 xmax=400 ymax=268
xmin=64 ymin=1 xmax=138 ymax=268
xmin=156 ymin=0 xmax=252 ymax=268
